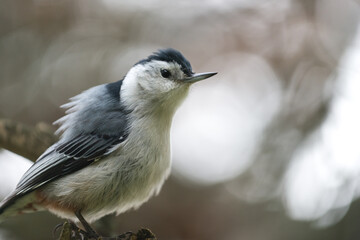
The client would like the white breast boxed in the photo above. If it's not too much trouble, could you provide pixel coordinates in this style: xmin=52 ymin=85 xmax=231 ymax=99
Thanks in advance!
xmin=42 ymin=111 xmax=173 ymax=223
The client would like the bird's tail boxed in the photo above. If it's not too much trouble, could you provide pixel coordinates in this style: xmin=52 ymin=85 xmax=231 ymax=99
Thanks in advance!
xmin=0 ymin=192 xmax=41 ymax=223
xmin=0 ymin=193 xmax=18 ymax=223
xmin=0 ymin=212 xmax=5 ymax=223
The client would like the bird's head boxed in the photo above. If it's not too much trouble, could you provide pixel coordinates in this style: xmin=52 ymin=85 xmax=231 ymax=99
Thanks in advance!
xmin=121 ymin=48 xmax=217 ymax=113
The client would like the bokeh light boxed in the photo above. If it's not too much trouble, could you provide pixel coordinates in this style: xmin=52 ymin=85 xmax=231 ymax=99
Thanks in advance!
xmin=1 ymin=0 xmax=360 ymax=239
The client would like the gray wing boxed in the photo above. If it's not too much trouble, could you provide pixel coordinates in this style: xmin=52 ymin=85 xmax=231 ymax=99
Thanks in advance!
xmin=0 ymin=79 xmax=130 ymax=211
xmin=15 ymin=131 xmax=128 ymax=195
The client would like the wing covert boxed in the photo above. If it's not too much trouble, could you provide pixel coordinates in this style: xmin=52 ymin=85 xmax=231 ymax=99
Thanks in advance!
xmin=13 ymin=79 xmax=130 ymax=197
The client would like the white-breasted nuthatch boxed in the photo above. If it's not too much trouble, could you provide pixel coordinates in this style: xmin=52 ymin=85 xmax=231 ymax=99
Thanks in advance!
xmin=0 ymin=48 xmax=217 ymax=236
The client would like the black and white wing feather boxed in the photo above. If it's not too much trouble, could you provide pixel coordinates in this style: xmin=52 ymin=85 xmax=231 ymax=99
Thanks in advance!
xmin=15 ymin=131 xmax=127 ymax=195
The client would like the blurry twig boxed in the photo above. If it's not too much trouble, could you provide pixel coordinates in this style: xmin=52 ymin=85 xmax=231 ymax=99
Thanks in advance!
xmin=0 ymin=118 xmax=57 ymax=161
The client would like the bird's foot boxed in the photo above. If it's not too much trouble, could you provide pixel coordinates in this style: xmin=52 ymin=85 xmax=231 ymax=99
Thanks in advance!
xmin=54 ymin=220 xmax=100 ymax=240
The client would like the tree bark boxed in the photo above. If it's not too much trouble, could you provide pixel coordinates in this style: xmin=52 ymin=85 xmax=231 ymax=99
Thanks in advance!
xmin=0 ymin=118 xmax=57 ymax=161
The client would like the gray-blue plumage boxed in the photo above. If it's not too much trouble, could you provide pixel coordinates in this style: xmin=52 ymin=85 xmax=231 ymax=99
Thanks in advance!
xmin=1 ymin=80 xmax=130 ymax=212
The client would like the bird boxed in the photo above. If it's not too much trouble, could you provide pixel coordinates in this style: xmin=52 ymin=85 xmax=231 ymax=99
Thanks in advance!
xmin=0 ymin=48 xmax=217 ymax=237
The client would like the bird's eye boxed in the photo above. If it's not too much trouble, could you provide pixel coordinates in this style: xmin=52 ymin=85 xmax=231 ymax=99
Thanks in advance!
xmin=160 ymin=69 xmax=171 ymax=78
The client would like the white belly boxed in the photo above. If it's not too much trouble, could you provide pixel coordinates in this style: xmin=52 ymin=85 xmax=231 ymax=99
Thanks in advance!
xmin=41 ymin=121 xmax=172 ymax=223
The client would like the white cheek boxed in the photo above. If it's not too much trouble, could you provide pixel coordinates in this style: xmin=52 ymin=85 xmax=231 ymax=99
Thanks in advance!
xmin=122 ymin=62 xmax=184 ymax=102
xmin=136 ymin=72 xmax=180 ymax=94
xmin=122 ymin=67 xmax=140 ymax=97
xmin=151 ymin=78 xmax=179 ymax=93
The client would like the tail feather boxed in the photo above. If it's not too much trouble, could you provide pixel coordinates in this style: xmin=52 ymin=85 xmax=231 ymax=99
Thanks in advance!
xmin=0 ymin=192 xmax=41 ymax=222
xmin=0 ymin=193 xmax=20 ymax=222
xmin=0 ymin=208 xmax=5 ymax=223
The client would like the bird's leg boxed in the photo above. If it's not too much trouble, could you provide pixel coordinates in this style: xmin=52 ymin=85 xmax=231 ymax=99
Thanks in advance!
xmin=74 ymin=210 xmax=99 ymax=239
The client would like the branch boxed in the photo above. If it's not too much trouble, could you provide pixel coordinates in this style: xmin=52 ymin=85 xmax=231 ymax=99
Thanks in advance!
xmin=58 ymin=221 xmax=157 ymax=240
xmin=0 ymin=118 xmax=57 ymax=161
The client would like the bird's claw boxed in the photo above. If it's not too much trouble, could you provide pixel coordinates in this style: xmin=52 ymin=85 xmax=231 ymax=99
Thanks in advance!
xmin=54 ymin=221 xmax=99 ymax=240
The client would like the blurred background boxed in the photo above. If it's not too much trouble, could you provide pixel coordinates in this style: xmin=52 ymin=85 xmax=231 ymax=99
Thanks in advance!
xmin=1 ymin=0 xmax=360 ymax=239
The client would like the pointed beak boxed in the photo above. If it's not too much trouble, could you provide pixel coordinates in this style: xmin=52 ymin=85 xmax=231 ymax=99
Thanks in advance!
xmin=182 ymin=72 xmax=217 ymax=83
